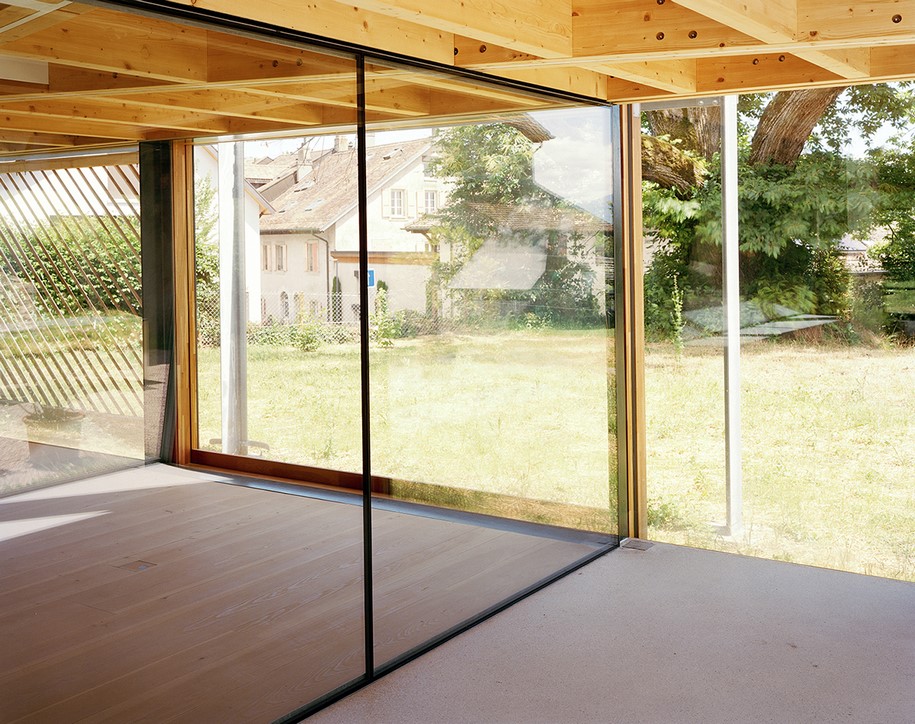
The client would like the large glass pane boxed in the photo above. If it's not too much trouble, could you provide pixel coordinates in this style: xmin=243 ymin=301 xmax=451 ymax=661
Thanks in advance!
xmin=193 ymin=129 xmax=363 ymax=476
xmin=0 ymin=153 xmax=145 ymax=496
xmin=642 ymin=88 xmax=915 ymax=582
xmin=737 ymin=88 xmax=915 ymax=580
xmin=365 ymin=61 xmax=618 ymax=668
xmin=642 ymin=102 xmax=727 ymax=545
xmin=188 ymin=44 xmax=367 ymax=717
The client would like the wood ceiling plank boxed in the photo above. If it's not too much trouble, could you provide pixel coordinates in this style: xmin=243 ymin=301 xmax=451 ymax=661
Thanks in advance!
xmin=0 ymin=7 xmax=34 ymax=30
xmin=605 ymin=78 xmax=674 ymax=102
xmin=0 ymin=4 xmax=87 ymax=44
xmin=0 ymin=112 xmax=144 ymax=140
xmin=169 ymin=0 xmax=455 ymax=65
xmin=870 ymin=43 xmax=915 ymax=78
xmin=453 ymin=35 xmax=538 ymax=66
xmin=340 ymin=0 xmax=572 ymax=58
xmin=102 ymin=89 xmax=325 ymax=126
xmin=572 ymin=0 xmax=760 ymax=57
xmin=595 ymin=59 xmax=697 ymax=95
xmin=0 ymin=129 xmax=102 ymax=148
xmin=0 ymin=8 xmax=209 ymax=82
xmin=673 ymin=0 xmax=797 ymax=43
xmin=798 ymin=0 xmax=915 ymax=43
xmin=0 ymin=99 xmax=231 ymax=134
xmin=481 ymin=65 xmax=608 ymax=99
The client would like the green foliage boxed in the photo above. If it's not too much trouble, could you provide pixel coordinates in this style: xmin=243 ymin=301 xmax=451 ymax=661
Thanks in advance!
xmin=0 ymin=216 xmax=141 ymax=316
xmin=644 ymin=150 xmax=861 ymax=339
xmin=693 ymin=152 xmax=875 ymax=258
xmin=869 ymin=147 xmax=915 ymax=283
xmin=370 ymin=285 xmax=401 ymax=347
xmin=427 ymin=123 xmax=602 ymax=327
xmin=194 ymin=175 xmax=221 ymax=345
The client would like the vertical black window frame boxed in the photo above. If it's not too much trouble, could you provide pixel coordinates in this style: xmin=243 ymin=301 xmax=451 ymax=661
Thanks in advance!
xmin=355 ymin=52 xmax=376 ymax=681
xmin=139 ymin=141 xmax=177 ymax=463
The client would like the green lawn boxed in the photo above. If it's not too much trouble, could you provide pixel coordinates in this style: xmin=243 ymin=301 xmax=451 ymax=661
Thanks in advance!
xmin=196 ymin=329 xmax=915 ymax=582
xmin=646 ymin=340 xmax=915 ymax=582
xmin=197 ymin=329 xmax=617 ymax=528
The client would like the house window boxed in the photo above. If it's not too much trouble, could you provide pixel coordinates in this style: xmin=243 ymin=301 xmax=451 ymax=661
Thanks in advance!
xmin=280 ymin=291 xmax=289 ymax=319
xmin=262 ymin=244 xmax=271 ymax=271
xmin=306 ymin=242 xmax=319 ymax=272
xmin=390 ymin=188 xmax=405 ymax=217
xmin=275 ymin=244 xmax=287 ymax=272
xmin=424 ymin=190 xmax=438 ymax=214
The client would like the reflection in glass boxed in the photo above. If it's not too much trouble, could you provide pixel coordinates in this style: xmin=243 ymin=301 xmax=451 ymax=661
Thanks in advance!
xmin=0 ymin=155 xmax=145 ymax=496
xmin=364 ymin=62 xmax=618 ymax=668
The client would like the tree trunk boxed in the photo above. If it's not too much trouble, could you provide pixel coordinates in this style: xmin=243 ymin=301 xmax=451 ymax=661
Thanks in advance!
xmin=748 ymin=87 xmax=845 ymax=167
xmin=645 ymin=106 xmax=721 ymax=161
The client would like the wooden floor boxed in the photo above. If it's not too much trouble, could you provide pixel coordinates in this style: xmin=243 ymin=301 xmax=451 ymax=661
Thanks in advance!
xmin=0 ymin=465 xmax=599 ymax=723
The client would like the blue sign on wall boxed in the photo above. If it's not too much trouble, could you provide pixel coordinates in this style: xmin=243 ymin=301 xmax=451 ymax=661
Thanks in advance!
xmin=367 ymin=269 xmax=376 ymax=287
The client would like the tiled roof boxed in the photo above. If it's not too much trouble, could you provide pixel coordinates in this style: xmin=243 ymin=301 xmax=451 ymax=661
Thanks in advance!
xmin=260 ymin=138 xmax=432 ymax=234
xmin=406 ymin=202 xmax=611 ymax=234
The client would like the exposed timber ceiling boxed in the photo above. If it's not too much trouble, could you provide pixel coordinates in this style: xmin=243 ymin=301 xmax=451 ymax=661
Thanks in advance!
xmin=2 ymin=0 xmax=915 ymax=155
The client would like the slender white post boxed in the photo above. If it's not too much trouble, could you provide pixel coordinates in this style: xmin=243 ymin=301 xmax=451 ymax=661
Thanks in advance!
xmin=218 ymin=142 xmax=248 ymax=456
xmin=721 ymin=95 xmax=743 ymax=534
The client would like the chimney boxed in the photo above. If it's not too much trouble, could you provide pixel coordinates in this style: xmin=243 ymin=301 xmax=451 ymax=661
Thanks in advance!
xmin=334 ymin=135 xmax=348 ymax=153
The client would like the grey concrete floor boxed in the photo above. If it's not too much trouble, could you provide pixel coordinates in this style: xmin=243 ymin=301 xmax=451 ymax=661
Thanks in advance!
xmin=312 ymin=542 xmax=915 ymax=724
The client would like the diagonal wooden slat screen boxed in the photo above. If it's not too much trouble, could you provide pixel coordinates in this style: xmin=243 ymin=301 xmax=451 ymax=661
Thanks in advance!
xmin=0 ymin=152 xmax=143 ymax=419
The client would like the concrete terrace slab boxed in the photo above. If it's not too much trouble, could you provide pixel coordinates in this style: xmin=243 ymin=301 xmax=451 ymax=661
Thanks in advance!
xmin=313 ymin=542 xmax=915 ymax=724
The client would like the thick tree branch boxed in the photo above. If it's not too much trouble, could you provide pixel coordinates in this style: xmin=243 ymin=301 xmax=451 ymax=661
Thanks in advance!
xmin=641 ymin=135 xmax=705 ymax=196
xmin=748 ymin=88 xmax=845 ymax=167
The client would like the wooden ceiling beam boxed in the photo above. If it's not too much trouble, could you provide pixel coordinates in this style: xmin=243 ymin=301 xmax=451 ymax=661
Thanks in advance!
xmin=169 ymin=0 xmax=455 ymax=65
xmin=595 ymin=60 xmax=697 ymax=95
xmin=0 ymin=8 xmax=209 ymax=82
xmin=0 ymin=112 xmax=144 ymax=140
xmin=0 ymin=129 xmax=110 ymax=149
xmin=102 ymin=89 xmax=326 ymax=126
xmin=792 ymin=48 xmax=871 ymax=79
xmin=695 ymin=52 xmax=840 ymax=94
xmin=0 ymin=99 xmax=232 ymax=134
xmin=453 ymin=35 xmax=538 ymax=66
xmin=798 ymin=0 xmax=915 ymax=44
xmin=672 ymin=0 xmax=797 ymax=44
xmin=339 ymin=0 xmax=572 ymax=58
xmin=476 ymin=64 xmax=608 ymax=100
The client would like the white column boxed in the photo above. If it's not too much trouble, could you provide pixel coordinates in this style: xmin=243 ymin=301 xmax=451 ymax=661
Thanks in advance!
xmin=218 ymin=142 xmax=248 ymax=456
xmin=721 ymin=94 xmax=742 ymax=534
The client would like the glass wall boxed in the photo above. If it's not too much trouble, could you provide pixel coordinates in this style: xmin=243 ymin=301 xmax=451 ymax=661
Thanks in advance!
xmin=190 ymin=53 xmax=618 ymax=701
xmin=643 ymin=88 xmax=915 ymax=582
xmin=0 ymin=154 xmax=146 ymax=496
xmin=641 ymin=102 xmax=727 ymax=542
xmin=364 ymin=61 xmax=617 ymax=669
xmin=0 ymin=3 xmax=619 ymax=720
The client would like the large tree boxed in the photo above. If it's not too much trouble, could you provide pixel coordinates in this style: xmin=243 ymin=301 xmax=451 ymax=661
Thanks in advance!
xmin=641 ymin=83 xmax=915 ymax=337
xmin=427 ymin=123 xmax=606 ymax=326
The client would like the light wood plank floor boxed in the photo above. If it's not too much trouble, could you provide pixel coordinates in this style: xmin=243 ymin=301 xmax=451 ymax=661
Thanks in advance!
xmin=0 ymin=465 xmax=599 ymax=723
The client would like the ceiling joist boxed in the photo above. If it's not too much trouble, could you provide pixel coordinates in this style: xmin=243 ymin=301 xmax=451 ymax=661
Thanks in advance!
xmin=3 ymin=2 xmax=915 ymax=154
